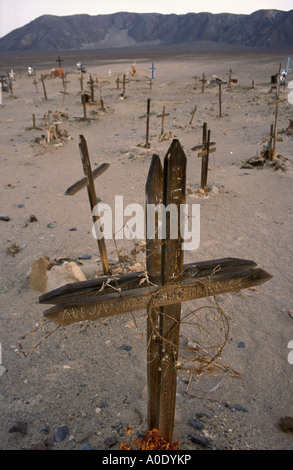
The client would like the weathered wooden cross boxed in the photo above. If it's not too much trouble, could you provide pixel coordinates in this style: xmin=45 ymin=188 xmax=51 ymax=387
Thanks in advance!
xmin=60 ymin=82 xmax=68 ymax=114
xmin=56 ymin=56 xmax=63 ymax=69
xmin=199 ymin=73 xmax=207 ymax=93
xmin=157 ymin=106 xmax=170 ymax=135
xmin=191 ymin=122 xmax=216 ymax=190
xmin=121 ymin=74 xmax=130 ymax=98
xmin=64 ymin=135 xmax=110 ymax=274
xmin=39 ymin=138 xmax=272 ymax=443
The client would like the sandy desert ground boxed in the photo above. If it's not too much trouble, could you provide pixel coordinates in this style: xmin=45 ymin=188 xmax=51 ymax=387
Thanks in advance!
xmin=0 ymin=49 xmax=292 ymax=451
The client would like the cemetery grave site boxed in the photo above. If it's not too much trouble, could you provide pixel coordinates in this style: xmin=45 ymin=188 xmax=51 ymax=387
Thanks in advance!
xmin=0 ymin=51 xmax=293 ymax=450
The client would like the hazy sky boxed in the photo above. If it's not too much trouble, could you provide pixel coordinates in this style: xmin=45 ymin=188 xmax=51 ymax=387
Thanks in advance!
xmin=0 ymin=0 xmax=292 ymax=37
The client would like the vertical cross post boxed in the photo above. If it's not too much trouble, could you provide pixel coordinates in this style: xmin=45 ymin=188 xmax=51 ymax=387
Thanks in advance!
xmin=157 ymin=139 xmax=186 ymax=442
xmin=41 ymin=74 xmax=47 ymax=100
xmin=189 ymin=105 xmax=197 ymax=126
xmin=56 ymin=56 xmax=63 ymax=69
xmin=81 ymin=94 xmax=87 ymax=121
xmin=145 ymin=154 xmax=163 ymax=431
xmin=145 ymin=98 xmax=151 ymax=148
xmin=116 ymin=76 xmax=121 ymax=89
xmin=78 ymin=136 xmax=110 ymax=274
xmin=218 ymin=82 xmax=222 ymax=118
xmin=271 ymin=64 xmax=281 ymax=161
xmin=201 ymin=129 xmax=210 ymax=190
xmin=200 ymin=73 xmax=206 ymax=93
xmin=157 ymin=106 xmax=170 ymax=135
xmin=60 ymin=83 xmax=68 ymax=114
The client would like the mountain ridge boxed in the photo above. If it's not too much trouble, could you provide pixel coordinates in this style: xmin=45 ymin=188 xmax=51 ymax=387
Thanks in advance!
xmin=0 ymin=10 xmax=292 ymax=53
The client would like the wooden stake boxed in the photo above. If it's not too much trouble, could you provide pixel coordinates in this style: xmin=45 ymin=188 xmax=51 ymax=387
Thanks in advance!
xmin=145 ymin=98 xmax=151 ymax=148
xmin=218 ymin=82 xmax=222 ymax=118
xmin=81 ymin=94 xmax=87 ymax=121
xmin=157 ymin=106 xmax=170 ymax=135
xmin=41 ymin=75 xmax=47 ymax=100
xmin=189 ymin=105 xmax=197 ymax=126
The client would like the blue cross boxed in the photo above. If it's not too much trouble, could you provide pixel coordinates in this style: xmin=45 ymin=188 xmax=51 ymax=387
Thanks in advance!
xmin=149 ymin=63 xmax=156 ymax=79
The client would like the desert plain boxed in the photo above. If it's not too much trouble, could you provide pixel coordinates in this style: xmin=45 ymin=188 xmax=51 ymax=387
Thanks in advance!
xmin=0 ymin=48 xmax=292 ymax=450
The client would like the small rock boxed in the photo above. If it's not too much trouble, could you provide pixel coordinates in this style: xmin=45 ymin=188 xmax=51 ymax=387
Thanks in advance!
xmin=9 ymin=421 xmax=28 ymax=435
xmin=78 ymin=254 xmax=91 ymax=260
xmin=237 ymin=341 xmax=245 ymax=348
xmin=104 ymin=436 xmax=118 ymax=448
xmin=188 ymin=418 xmax=204 ymax=430
xmin=120 ymin=345 xmax=132 ymax=352
xmin=279 ymin=416 xmax=293 ymax=434
xmin=29 ymin=214 xmax=38 ymax=222
xmin=188 ymin=434 xmax=211 ymax=447
xmin=47 ymin=222 xmax=57 ymax=228
xmin=235 ymin=404 xmax=248 ymax=412
xmin=30 ymin=440 xmax=50 ymax=450
xmin=0 ymin=214 xmax=10 ymax=221
xmin=54 ymin=426 xmax=68 ymax=442
xmin=79 ymin=443 xmax=94 ymax=450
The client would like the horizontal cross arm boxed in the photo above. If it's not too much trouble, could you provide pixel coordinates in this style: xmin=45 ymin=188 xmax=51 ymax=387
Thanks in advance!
xmin=41 ymin=264 xmax=272 ymax=327
xmin=39 ymin=257 xmax=258 ymax=306
xmin=64 ymin=163 xmax=110 ymax=196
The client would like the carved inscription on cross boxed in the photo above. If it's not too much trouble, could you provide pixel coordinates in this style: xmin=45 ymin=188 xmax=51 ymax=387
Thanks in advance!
xmin=64 ymin=135 xmax=110 ymax=274
xmin=39 ymin=139 xmax=272 ymax=443
xmin=191 ymin=122 xmax=216 ymax=190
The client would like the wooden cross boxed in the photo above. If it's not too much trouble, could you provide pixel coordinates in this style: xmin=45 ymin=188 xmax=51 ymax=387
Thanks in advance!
xmin=191 ymin=122 xmax=216 ymax=191
xmin=56 ymin=56 xmax=63 ymax=68
xmin=157 ymin=106 xmax=170 ymax=135
xmin=121 ymin=74 xmax=130 ymax=98
xmin=189 ymin=105 xmax=197 ymax=126
xmin=87 ymin=74 xmax=96 ymax=102
xmin=149 ymin=63 xmax=156 ymax=80
xmin=39 ymin=138 xmax=272 ymax=443
xmin=64 ymin=135 xmax=110 ymax=274
xmin=60 ymin=83 xmax=68 ymax=114
xmin=116 ymin=76 xmax=121 ymax=89
xmin=199 ymin=73 xmax=207 ymax=93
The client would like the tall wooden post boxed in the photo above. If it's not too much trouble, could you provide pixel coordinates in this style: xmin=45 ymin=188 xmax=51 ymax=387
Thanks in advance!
xmin=271 ymin=64 xmax=281 ymax=161
xmin=146 ymin=155 xmax=163 ymax=431
xmin=218 ymin=82 xmax=222 ymax=118
xmin=157 ymin=139 xmax=186 ymax=442
xmin=146 ymin=98 xmax=151 ymax=148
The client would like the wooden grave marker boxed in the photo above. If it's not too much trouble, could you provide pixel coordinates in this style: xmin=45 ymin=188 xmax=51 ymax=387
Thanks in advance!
xmin=60 ymin=82 xmax=68 ymax=114
xmin=121 ymin=74 xmax=130 ymax=99
xmin=199 ymin=73 xmax=207 ymax=93
xmin=191 ymin=122 xmax=216 ymax=191
xmin=149 ymin=63 xmax=156 ymax=80
xmin=189 ymin=105 xmax=197 ymax=126
xmin=40 ymin=138 xmax=272 ymax=443
xmin=64 ymin=135 xmax=110 ymax=274
xmin=157 ymin=106 xmax=170 ymax=135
